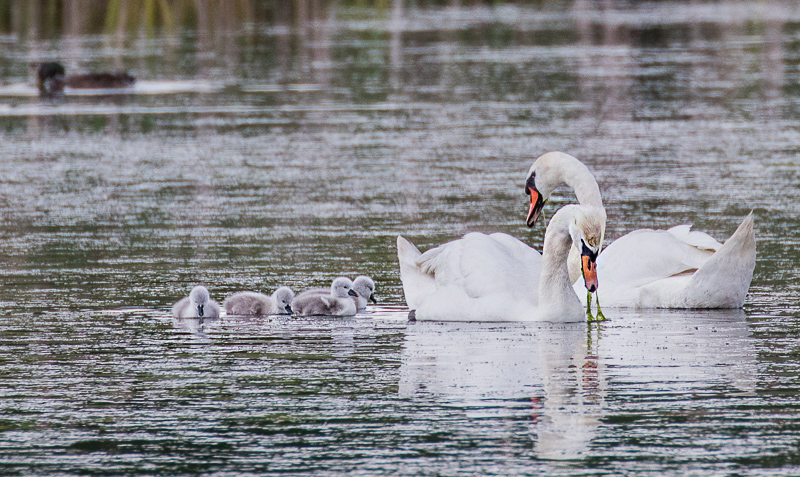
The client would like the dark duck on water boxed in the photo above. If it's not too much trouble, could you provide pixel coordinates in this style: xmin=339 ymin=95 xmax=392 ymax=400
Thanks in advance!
xmin=36 ymin=62 xmax=135 ymax=95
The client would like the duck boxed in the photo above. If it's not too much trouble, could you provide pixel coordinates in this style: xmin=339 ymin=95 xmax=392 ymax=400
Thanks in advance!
xmin=293 ymin=277 xmax=359 ymax=316
xmin=397 ymin=204 xmax=605 ymax=322
xmin=223 ymin=287 xmax=295 ymax=316
xmin=36 ymin=62 xmax=135 ymax=95
xmin=524 ymin=151 xmax=756 ymax=308
xmin=172 ymin=286 xmax=221 ymax=319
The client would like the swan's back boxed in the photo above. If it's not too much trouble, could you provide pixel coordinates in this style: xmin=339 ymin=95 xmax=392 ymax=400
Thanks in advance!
xmin=589 ymin=214 xmax=755 ymax=308
xmin=596 ymin=227 xmax=717 ymax=288
xmin=414 ymin=232 xmax=541 ymax=305
xmin=397 ymin=232 xmax=544 ymax=320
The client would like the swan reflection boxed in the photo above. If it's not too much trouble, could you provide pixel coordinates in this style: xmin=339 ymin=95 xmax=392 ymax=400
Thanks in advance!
xmin=398 ymin=309 xmax=755 ymax=459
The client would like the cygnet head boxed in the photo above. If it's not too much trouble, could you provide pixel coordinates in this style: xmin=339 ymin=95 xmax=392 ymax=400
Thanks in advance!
xmin=330 ymin=277 xmax=358 ymax=299
xmin=189 ymin=286 xmax=211 ymax=317
xmin=568 ymin=206 xmax=606 ymax=293
xmin=272 ymin=286 xmax=295 ymax=314
xmin=353 ymin=276 xmax=377 ymax=304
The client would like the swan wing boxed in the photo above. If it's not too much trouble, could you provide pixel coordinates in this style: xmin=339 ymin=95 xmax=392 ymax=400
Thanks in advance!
xmin=666 ymin=224 xmax=722 ymax=252
xmin=597 ymin=227 xmax=717 ymax=288
xmin=416 ymin=232 xmax=541 ymax=303
xmin=588 ymin=215 xmax=755 ymax=308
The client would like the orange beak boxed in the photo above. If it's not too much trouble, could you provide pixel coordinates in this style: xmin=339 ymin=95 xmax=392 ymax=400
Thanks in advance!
xmin=526 ymin=189 xmax=544 ymax=227
xmin=582 ymin=255 xmax=598 ymax=293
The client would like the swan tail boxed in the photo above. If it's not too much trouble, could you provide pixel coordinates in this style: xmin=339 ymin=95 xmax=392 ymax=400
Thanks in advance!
xmin=397 ymin=236 xmax=434 ymax=309
xmin=685 ymin=213 xmax=756 ymax=308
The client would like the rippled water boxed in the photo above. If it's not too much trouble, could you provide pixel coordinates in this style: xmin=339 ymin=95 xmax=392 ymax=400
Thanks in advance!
xmin=1 ymin=1 xmax=799 ymax=475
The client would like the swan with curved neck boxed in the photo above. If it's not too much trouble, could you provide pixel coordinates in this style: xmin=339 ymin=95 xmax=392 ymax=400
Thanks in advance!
xmin=397 ymin=204 xmax=604 ymax=322
xmin=524 ymin=152 xmax=756 ymax=309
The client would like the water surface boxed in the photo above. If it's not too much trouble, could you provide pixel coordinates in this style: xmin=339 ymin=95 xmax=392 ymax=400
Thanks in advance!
xmin=0 ymin=1 xmax=799 ymax=475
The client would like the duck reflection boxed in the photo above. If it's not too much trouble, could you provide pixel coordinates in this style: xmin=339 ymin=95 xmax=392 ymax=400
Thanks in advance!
xmin=398 ymin=309 xmax=755 ymax=459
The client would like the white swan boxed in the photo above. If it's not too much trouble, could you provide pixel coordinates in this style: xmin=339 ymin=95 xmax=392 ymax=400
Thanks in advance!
xmin=397 ymin=204 xmax=605 ymax=322
xmin=525 ymin=152 xmax=756 ymax=308
xmin=223 ymin=287 xmax=295 ymax=316
xmin=172 ymin=286 xmax=221 ymax=319
xmin=293 ymin=277 xmax=359 ymax=316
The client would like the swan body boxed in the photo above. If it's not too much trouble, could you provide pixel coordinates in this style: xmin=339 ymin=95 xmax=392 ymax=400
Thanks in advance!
xmin=172 ymin=286 xmax=221 ymax=319
xmin=570 ymin=215 xmax=755 ymax=308
xmin=397 ymin=204 xmax=604 ymax=322
xmin=526 ymin=152 xmax=756 ymax=309
xmin=223 ymin=287 xmax=295 ymax=316
xmin=294 ymin=277 xmax=359 ymax=316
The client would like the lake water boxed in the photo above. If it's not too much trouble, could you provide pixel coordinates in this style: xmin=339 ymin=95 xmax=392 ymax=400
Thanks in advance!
xmin=1 ymin=1 xmax=799 ymax=475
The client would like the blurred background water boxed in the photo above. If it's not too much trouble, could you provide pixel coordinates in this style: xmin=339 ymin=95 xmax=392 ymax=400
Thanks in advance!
xmin=0 ymin=0 xmax=799 ymax=475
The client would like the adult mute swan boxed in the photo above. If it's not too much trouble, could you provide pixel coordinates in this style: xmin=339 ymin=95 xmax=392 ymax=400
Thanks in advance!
xmin=397 ymin=204 xmax=605 ymax=322
xmin=172 ymin=286 xmax=221 ymax=319
xmin=524 ymin=152 xmax=756 ymax=308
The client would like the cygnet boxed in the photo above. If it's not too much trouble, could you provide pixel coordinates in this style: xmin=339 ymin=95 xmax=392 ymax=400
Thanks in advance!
xmin=351 ymin=275 xmax=377 ymax=311
xmin=223 ymin=287 xmax=295 ymax=316
xmin=172 ymin=286 xmax=221 ymax=319
xmin=293 ymin=277 xmax=358 ymax=316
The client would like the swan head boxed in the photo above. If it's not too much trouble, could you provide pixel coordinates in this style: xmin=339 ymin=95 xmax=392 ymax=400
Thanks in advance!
xmin=331 ymin=277 xmax=358 ymax=298
xmin=353 ymin=276 xmax=377 ymax=304
xmin=525 ymin=152 xmax=576 ymax=226
xmin=568 ymin=207 xmax=606 ymax=293
xmin=272 ymin=286 xmax=295 ymax=314
xmin=525 ymin=152 xmax=602 ymax=227
xmin=189 ymin=286 xmax=211 ymax=317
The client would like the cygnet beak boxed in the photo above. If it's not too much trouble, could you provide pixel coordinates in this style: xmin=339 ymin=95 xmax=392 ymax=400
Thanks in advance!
xmin=348 ymin=289 xmax=358 ymax=297
xmin=196 ymin=304 xmax=205 ymax=317
xmin=285 ymin=304 xmax=293 ymax=314
xmin=369 ymin=293 xmax=377 ymax=304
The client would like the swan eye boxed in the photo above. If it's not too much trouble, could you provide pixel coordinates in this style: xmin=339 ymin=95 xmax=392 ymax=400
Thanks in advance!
xmin=524 ymin=173 xmax=536 ymax=195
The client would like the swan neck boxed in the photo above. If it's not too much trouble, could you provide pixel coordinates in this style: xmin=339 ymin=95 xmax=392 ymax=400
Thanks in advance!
xmin=538 ymin=210 xmax=580 ymax=307
xmin=560 ymin=158 xmax=603 ymax=209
